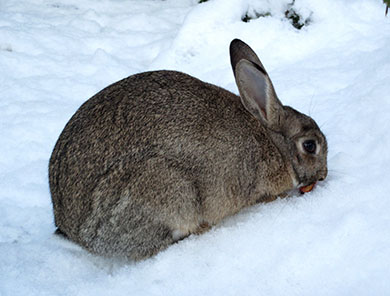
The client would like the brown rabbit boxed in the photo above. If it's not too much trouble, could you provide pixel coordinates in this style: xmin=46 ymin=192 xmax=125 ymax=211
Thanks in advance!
xmin=49 ymin=39 xmax=327 ymax=260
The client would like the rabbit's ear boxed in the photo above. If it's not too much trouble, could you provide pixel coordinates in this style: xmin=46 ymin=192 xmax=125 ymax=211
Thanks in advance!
xmin=230 ymin=39 xmax=265 ymax=76
xmin=234 ymin=59 xmax=284 ymax=128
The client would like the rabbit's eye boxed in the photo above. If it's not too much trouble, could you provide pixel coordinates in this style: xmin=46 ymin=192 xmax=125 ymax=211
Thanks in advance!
xmin=303 ymin=140 xmax=316 ymax=154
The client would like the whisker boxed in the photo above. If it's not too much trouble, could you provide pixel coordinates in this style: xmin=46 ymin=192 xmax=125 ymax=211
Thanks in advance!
xmin=319 ymin=118 xmax=332 ymax=130
xmin=308 ymin=91 xmax=316 ymax=117
xmin=327 ymin=169 xmax=348 ymax=176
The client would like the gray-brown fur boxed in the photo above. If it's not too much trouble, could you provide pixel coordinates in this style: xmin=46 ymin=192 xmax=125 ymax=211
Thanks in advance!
xmin=49 ymin=39 xmax=327 ymax=260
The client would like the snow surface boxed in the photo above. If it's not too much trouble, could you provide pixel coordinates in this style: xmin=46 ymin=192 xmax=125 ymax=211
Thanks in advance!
xmin=1 ymin=0 xmax=390 ymax=295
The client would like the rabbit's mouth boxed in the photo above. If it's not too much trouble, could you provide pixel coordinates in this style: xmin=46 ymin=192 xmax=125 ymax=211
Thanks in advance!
xmin=297 ymin=168 xmax=327 ymax=194
xmin=295 ymin=174 xmax=319 ymax=194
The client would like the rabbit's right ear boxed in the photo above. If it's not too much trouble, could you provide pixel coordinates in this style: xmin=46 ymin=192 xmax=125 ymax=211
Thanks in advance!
xmin=234 ymin=59 xmax=284 ymax=129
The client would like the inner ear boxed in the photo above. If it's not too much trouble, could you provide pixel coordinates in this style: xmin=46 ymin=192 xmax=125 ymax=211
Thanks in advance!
xmin=235 ymin=60 xmax=284 ymax=128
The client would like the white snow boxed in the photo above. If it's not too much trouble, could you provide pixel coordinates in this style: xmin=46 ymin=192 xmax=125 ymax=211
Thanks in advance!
xmin=1 ymin=0 xmax=390 ymax=295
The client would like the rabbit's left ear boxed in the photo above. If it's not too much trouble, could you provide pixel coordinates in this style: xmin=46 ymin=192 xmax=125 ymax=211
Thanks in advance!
xmin=234 ymin=59 xmax=284 ymax=129
xmin=230 ymin=39 xmax=266 ymax=76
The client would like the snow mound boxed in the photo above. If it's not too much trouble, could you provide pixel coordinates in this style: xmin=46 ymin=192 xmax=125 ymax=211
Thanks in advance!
xmin=1 ymin=0 xmax=390 ymax=295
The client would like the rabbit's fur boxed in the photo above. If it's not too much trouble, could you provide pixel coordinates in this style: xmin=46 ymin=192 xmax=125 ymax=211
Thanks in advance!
xmin=49 ymin=39 xmax=327 ymax=260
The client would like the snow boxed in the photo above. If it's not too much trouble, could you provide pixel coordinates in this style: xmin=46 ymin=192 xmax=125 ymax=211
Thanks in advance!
xmin=1 ymin=0 xmax=390 ymax=295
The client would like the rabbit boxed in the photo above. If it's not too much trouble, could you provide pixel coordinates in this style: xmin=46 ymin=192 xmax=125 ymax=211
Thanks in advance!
xmin=49 ymin=39 xmax=328 ymax=261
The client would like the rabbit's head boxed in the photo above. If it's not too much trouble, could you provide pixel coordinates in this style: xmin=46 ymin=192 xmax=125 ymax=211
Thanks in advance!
xmin=230 ymin=39 xmax=327 ymax=189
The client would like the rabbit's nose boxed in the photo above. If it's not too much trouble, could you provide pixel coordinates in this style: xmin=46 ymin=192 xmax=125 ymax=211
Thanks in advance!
xmin=318 ymin=167 xmax=328 ymax=181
